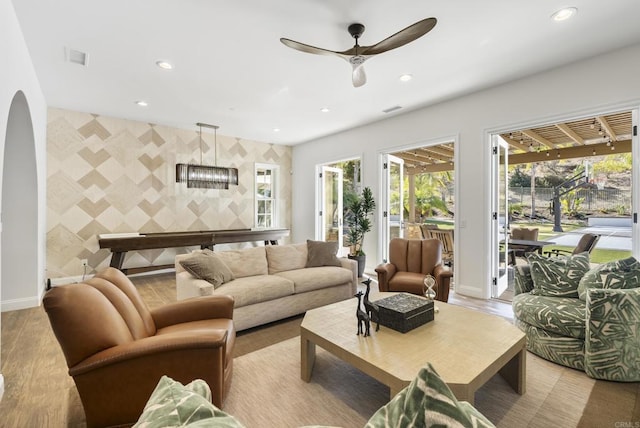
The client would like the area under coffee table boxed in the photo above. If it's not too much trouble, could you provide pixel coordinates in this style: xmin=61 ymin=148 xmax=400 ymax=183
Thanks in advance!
xmin=300 ymin=293 xmax=526 ymax=405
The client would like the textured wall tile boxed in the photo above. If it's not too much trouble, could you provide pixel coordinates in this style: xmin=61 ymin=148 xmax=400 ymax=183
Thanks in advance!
xmin=47 ymin=108 xmax=292 ymax=277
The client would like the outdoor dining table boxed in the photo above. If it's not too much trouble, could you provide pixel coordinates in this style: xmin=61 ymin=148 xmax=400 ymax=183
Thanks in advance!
xmin=500 ymin=239 xmax=555 ymax=260
xmin=505 ymin=238 xmax=556 ymax=255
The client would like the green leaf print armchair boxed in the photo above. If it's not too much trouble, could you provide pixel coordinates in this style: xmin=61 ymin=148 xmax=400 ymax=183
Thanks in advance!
xmin=512 ymin=254 xmax=640 ymax=381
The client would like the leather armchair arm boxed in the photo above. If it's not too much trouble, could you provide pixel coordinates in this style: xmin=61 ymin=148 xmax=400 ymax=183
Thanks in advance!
xmin=375 ymin=263 xmax=397 ymax=292
xmin=433 ymin=264 xmax=453 ymax=302
xmin=585 ymin=287 xmax=640 ymax=381
xmin=151 ymin=294 xmax=234 ymax=329
xmin=70 ymin=330 xmax=228 ymax=376
xmin=433 ymin=264 xmax=453 ymax=280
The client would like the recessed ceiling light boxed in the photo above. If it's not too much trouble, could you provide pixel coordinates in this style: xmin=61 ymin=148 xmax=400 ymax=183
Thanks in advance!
xmin=273 ymin=128 xmax=280 ymax=132
xmin=156 ymin=60 xmax=173 ymax=70
xmin=551 ymin=7 xmax=577 ymax=22
xmin=135 ymin=100 xmax=148 ymax=107
xmin=320 ymin=107 xmax=330 ymax=113
xmin=399 ymin=74 xmax=413 ymax=82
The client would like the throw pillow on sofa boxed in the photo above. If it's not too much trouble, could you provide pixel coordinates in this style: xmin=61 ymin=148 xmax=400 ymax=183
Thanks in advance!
xmin=514 ymin=264 xmax=536 ymax=295
xmin=265 ymin=243 xmax=308 ymax=274
xmin=215 ymin=247 xmax=269 ymax=278
xmin=133 ymin=375 xmax=245 ymax=428
xmin=527 ymin=252 xmax=590 ymax=298
xmin=306 ymin=240 xmax=342 ymax=268
xmin=578 ymin=256 xmax=640 ymax=301
xmin=179 ymin=251 xmax=235 ymax=288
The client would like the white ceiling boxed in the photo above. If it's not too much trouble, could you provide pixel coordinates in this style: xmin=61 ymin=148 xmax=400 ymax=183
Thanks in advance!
xmin=11 ymin=0 xmax=640 ymax=145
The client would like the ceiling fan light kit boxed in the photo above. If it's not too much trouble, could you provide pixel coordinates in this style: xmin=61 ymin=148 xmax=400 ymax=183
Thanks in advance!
xmin=280 ymin=17 xmax=437 ymax=87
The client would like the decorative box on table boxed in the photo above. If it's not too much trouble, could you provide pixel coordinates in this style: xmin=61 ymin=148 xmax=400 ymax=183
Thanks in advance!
xmin=375 ymin=293 xmax=434 ymax=333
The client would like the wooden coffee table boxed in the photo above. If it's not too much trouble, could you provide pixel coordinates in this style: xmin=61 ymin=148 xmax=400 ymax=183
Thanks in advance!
xmin=300 ymin=293 xmax=526 ymax=404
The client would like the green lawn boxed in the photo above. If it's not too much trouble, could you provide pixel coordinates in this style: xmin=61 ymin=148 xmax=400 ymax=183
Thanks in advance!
xmin=514 ymin=221 xmax=630 ymax=264
xmin=422 ymin=220 xmax=630 ymax=264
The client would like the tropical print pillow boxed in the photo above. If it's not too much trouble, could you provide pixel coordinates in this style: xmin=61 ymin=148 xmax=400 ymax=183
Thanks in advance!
xmin=578 ymin=256 xmax=640 ymax=301
xmin=514 ymin=264 xmax=535 ymax=295
xmin=133 ymin=376 xmax=245 ymax=428
xmin=527 ymin=252 xmax=590 ymax=298
xmin=365 ymin=363 xmax=495 ymax=428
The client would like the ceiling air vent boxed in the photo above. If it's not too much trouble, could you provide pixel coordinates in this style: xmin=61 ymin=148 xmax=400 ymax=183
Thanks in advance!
xmin=65 ymin=48 xmax=88 ymax=66
xmin=382 ymin=105 xmax=402 ymax=114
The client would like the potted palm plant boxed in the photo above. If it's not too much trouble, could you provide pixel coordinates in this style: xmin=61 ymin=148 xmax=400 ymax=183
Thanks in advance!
xmin=346 ymin=186 xmax=376 ymax=277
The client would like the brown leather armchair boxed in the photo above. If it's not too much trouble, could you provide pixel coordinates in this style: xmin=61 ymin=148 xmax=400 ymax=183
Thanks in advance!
xmin=43 ymin=267 xmax=235 ymax=428
xmin=375 ymin=238 xmax=453 ymax=302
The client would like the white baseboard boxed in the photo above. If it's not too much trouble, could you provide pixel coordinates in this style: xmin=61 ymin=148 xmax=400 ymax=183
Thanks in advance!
xmin=48 ymin=267 xmax=175 ymax=287
xmin=0 ymin=295 xmax=41 ymax=312
xmin=0 ymin=374 xmax=5 ymax=402
xmin=454 ymin=283 xmax=487 ymax=299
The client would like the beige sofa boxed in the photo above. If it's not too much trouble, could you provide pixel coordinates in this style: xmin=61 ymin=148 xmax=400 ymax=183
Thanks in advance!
xmin=175 ymin=243 xmax=358 ymax=331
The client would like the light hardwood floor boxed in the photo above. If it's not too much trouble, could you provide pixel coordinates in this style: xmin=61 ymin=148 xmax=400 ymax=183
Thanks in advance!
xmin=0 ymin=272 xmax=512 ymax=427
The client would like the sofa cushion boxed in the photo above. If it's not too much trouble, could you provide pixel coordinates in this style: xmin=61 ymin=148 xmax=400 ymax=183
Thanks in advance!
xmin=133 ymin=375 xmax=245 ymax=428
xmin=274 ymin=266 xmax=353 ymax=294
xmin=365 ymin=362 xmax=495 ymax=428
xmin=214 ymin=247 xmax=268 ymax=278
xmin=578 ymin=256 xmax=640 ymax=301
xmin=527 ymin=252 xmax=590 ymax=298
xmin=265 ymin=243 xmax=307 ymax=274
xmin=305 ymin=240 xmax=342 ymax=268
xmin=179 ymin=251 xmax=235 ymax=288
xmin=512 ymin=293 xmax=586 ymax=339
xmin=214 ymin=275 xmax=294 ymax=307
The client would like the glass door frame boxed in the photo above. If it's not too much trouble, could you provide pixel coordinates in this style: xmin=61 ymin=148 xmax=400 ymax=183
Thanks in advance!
xmin=491 ymin=135 xmax=510 ymax=298
xmin=380 ymin=154 xmax=404 ymax=262
xmin=316 ymin=165 xmax=344 ymax=249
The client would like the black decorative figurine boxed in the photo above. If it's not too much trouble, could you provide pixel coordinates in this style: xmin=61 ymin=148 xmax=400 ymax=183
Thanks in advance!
xmin=355 ymin=291 xmax=371 ymax=337
xmin=362 ymin=278 xmax=380 ymax=331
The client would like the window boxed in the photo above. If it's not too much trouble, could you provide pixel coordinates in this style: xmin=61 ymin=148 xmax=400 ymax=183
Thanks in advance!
xmin=255 ymin=164 xmax=278 ymax=228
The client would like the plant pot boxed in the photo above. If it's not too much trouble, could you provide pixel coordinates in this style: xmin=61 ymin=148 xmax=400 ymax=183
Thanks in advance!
xmin=348 ymin=254 xmax=366 ymax=278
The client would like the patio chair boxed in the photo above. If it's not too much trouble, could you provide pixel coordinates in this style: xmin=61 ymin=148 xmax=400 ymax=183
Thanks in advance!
xmin=510 ymin=227 xmax=539 ymax=259
xmin=419 ymin=224 xmax=440 ymax=239
xmin=427 ymin=228 xmax=454 ymax=268
xmin=544 ymin=233 xmax=600 ymax=257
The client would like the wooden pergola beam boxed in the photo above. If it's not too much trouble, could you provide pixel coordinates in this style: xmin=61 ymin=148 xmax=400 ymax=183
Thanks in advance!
xmin=556 ymin=123 xmax=585 ymax=145
xmin=522 ymin=129 xmax=556 ymax=149
xmin=506 ymin=139 xmax=630 ymax=165
xmin=397 ymin=150 xmax=450 ymax=165
xmin=404 ymin=139 xmax=631 ymax=174
xmin=421 ymin=145 xmax=454 ymax=158
xmin=500 ymin=135 xmax=528 ymax=152
xmin=597 ymin=116 xmax=618 ymax=141
xmin=405 ymin=162 xmax=454 ymax=174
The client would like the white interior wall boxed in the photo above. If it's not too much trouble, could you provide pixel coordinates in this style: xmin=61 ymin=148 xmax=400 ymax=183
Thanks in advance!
xmin=292 ymin=42 xmax=640 ymax=299
xmin=0 ymin=0 xmax=48 ymax=400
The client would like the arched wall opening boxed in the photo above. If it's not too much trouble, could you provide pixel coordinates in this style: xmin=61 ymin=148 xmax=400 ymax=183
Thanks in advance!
xmin=2 ymin=91 xmax=39 ymax=308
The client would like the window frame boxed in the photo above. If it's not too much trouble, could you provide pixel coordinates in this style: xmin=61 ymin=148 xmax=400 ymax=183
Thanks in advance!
xmin=254 ymin=163 xmax=279 ymax=229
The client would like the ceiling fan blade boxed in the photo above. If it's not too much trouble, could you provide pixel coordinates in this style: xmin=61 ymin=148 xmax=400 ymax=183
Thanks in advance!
xmin=352 ymin=64 xmax=367 ymax=87
xmin=359 ymin=17 xmax=437 ymax=56
xmin=280 ymin=38 xmax=343 ymax=57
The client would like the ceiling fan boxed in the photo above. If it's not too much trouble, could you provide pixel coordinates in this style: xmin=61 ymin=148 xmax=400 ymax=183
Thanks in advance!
xmin=280 ymin=17 xmax=437 ymax=88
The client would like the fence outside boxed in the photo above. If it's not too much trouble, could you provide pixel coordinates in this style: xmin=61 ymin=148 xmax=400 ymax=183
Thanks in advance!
xmin=508 ymin=187 xmax=631 ymax=215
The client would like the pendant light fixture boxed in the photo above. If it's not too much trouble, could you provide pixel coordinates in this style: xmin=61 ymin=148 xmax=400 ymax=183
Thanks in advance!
xmin=176 ymin=123 xmax=239 ymax=189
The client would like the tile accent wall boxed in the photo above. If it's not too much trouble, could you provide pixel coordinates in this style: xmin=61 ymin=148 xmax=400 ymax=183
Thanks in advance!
xmin=47 ymin=108 xmax=292 ymax=278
